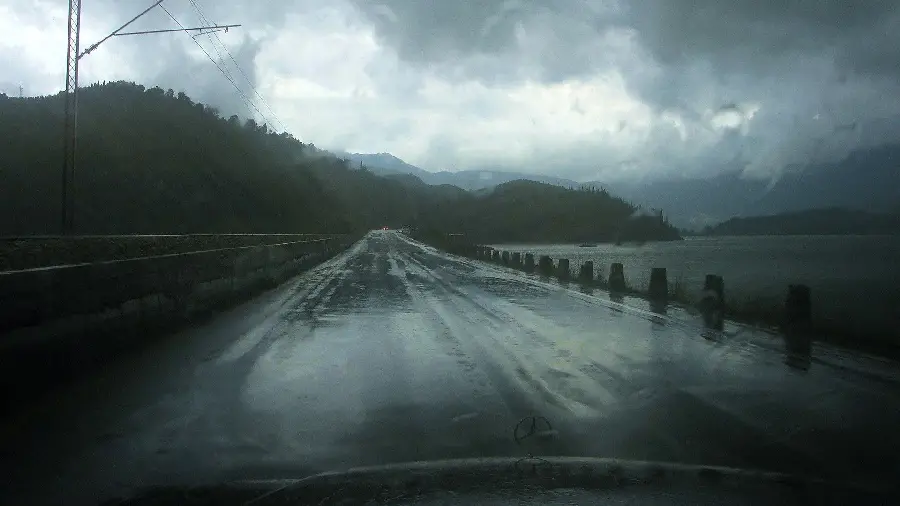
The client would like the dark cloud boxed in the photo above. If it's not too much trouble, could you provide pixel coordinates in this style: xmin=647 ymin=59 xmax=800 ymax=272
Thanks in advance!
xmin=349 ymin=0 xmax=526 ymax=62
xmin=103 ymin=0 xmax=303 ymax=31
xmin=351 ymin=1 xmax=900 ymax=81
xmin=348 ymin=0 xmax=627 ymax=84
xmin=6 ymin=0 xmax=900 ymax=181
xmin=350 ymin=0 xmax=900 ymax=179
xmin=628 ymin=0 xmax=900 ymax=77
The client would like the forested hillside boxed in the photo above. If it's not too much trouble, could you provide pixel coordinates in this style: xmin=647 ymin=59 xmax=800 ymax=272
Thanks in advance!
xmin=421 ymin=180 xmax=681 ymax=243
xmin=0 ymin=81 xmax=343 ymax=234
xmin=0 ymin=82 xmax=680 ymax=243
xmin=704 ymin=208 xmax=900 ymax=236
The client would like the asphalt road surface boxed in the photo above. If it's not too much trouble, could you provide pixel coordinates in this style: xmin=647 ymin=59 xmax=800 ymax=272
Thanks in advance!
xmin=4 ymin=231 xmax=900 ymax=505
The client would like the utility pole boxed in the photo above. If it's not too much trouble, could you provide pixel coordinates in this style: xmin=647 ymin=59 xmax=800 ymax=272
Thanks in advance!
xmin=60 ymin=0 xmax=239 ymax=234
xmin=62 ymin=0 xmax=83 ymax=235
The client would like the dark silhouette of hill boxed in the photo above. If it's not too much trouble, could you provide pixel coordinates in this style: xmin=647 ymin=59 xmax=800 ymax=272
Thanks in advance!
xmin=419 ymin=180 xmax=681 ymax=244
xmin=0 ymin=81 xmax=344 ymax=235
xmin=704 ymin=207 xmax=900 ymax=236
xmin=0 ymin=82 xmax=680 ymax=244
xmin=340 ymin=152 xmax=581 ymax=190
xmin=343 ymin=145 xmax=900 ymax=231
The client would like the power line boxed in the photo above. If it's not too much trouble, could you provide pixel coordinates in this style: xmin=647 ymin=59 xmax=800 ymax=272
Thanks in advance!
xmin=187 ymin=0 xmax=281 ymax=127
xmin=112 ymin=24 xmax=238 ymax=36
xmin=181 ymin=4 xmax=240 ymax=91
xmin=159 ymin=3 xmax=269 ymax=125
xmin=186 ymin=0 xmax=286 ymax=132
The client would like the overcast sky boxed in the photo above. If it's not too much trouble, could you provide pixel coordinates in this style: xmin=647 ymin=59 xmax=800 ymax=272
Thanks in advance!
xmin=2 ymin=0 xmax=899 ymax=182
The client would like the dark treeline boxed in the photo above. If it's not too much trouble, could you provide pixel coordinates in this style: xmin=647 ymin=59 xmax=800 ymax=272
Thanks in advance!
xmin=1 ymin=81 xmax=340 ymax=234
xmin=0 ymin=81 xmax=680 ymax=243
xmin=704 ymin=208 xmax=900 ymax=236
xmin=413 ymin=179 xmax=681 ymax=243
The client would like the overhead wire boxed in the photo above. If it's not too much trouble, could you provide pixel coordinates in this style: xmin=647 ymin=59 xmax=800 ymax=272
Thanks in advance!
xmin=159 ymin=3 xmax=270 ymax=125
xmin=185 ymin=0 xmax=287 ymax=132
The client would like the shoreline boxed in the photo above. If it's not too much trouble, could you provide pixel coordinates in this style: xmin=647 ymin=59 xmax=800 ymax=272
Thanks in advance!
xmin=422 ymin=234 xmax=900 ymax=362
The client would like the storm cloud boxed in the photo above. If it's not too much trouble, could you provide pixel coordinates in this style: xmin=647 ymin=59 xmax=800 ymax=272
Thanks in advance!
xmin=3 ymin=0 xmax=899 ymax=182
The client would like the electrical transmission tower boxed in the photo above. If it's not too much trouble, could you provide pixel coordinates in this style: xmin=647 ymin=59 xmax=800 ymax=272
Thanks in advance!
xmin=62 ymin=0 xmax=83 ymax=235
xmin=60 ymin=0 xmax=239 ymax=234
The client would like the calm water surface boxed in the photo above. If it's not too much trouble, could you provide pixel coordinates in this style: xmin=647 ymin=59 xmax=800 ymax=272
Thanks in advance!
xmin=491 ymin=235 xmax=900 ymax=338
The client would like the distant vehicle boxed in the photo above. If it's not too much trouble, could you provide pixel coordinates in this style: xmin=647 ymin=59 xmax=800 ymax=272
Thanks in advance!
xmin=382 ymin=227 xmax=389 ymax=230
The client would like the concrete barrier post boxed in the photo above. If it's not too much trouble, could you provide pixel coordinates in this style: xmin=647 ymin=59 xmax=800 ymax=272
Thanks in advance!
xmin=511 ymin=252 xmax=522 ymax=267
xmin=579 ymin=261 xmax=594 ymax=283
xmin=784 ymin=284 xmax=812 ymax=363
xmin=699 ymin=274 xmax=725 ymax=330
xmin=524 ymin=253 xmax=535 ymax=273
xmin=648 ymin=268 xmax=667 ymax=300
xmin=703 ymin=274 xmax=725 ymax=302
xmin=492 ymin=250 xmax=500 ymax=262
xmin=538 ymin=255 xmax=553 ymax=275
xmin=609 ymin=263 xmax=626 ymax=292
xmin=785 ymin=284 xmax=811 ymax=327
xmin=501 ymin=251 xmax=510 ymax=265
xmin=557 ymin=259 xmax=570 ymax=280
xmin=264 ymin=248 xmax=276 ymax=287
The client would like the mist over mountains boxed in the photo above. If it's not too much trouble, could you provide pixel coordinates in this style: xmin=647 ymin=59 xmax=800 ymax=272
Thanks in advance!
xmin=339 ymin=152 xmax=581 ymax=193
xmin=3 ymin=78 xmax=894 ymax=241
xmin=0 ymin=82 xmax=679 ymax=244
xmin=342 ymin=146 xmax=900 ymax=229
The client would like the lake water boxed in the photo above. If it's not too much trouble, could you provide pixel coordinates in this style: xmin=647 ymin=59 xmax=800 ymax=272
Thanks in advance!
xmin=491 ymin=235 xmax=900 ymax=339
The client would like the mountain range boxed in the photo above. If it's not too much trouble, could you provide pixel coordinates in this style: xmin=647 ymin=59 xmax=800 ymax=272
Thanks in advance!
xmin=338 ymin=152 xmax=580 ymax=193
xmin=0 ymin=81 xmax=680 ymax=244
xmin=704 ymin=207 xmax=900 ymax=236
xmin=338 ymin=146 xmax=900 ymax=229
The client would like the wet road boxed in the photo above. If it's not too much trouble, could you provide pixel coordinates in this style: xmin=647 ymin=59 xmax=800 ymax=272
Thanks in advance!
xmin=4 ymin=230 xmax=900 ymax=505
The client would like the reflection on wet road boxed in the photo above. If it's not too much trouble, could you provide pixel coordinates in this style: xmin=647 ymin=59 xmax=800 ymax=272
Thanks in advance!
xmin=4 ymin=231 xmax=900 ymax=505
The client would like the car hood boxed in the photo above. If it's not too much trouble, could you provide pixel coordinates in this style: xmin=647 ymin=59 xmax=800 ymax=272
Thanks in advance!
xmin=104 ymin=457 xmax=896 ymax=505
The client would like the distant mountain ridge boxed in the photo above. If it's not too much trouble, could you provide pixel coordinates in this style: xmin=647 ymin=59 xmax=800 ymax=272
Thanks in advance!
xmin=342 ymin=145 xmax=900 ymax=229
xmin=605 ymin=144 xmax=900 ymax=229
xmin=0 ymin=83 xmax=679 ymax=244
xmin=703 ymin=207 xmax=900 ymax=236
xmin=338 ymin=152 xmax=580 ymax=191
